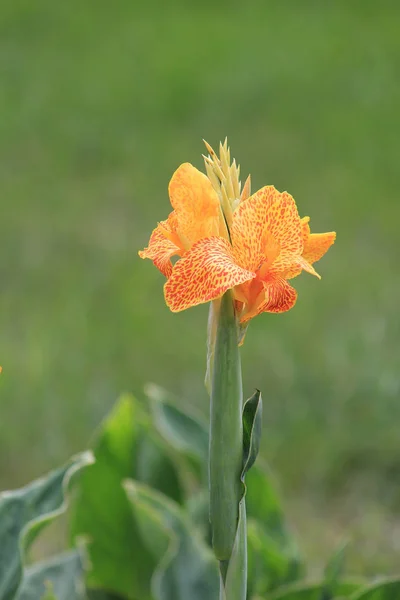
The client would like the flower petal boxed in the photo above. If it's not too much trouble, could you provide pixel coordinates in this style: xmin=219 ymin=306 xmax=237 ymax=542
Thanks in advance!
xmin=300 ymin=216 xmax=311 ymax=244
xmin=164 ymin=237 xmax=255 ymax=312
xmin=139 ymin=218 xmax=180 ymax=277
xmin=303 ymin=231 xmax=336 ymax=265
xmin=283 ymin=216 xmax=312 ymax=277
xmin=240 ymin=274 xmax=297 ymax=323
xmin=286 ymin=219 xmax=336 ymax=278
xmin=169 ymin=163 xmax=221 ymax=248
xmin=231 ymin=186 xmax=302 ymax=272
xmin=286 ymin=256 xmax=321 ymax=280
xmin=262 ymin=275 xmax=298 ymax=313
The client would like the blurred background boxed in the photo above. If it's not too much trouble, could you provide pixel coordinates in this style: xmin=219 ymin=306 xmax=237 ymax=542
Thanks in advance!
xmin=1 ymin=0 xmax=399 ymax=576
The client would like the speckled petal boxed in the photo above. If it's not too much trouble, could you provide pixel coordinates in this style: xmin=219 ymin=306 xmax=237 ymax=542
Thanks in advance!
xmin=139 ymin=218 xmax=180 ymax=277
xmin=286 ymin=218 xmax=336 ymax=278
xmin=300 ymin=216 xmax=311 ymax=243
xmin=285 ymin=256 xmax=321 ymax=279
xmin=168 ymin=163 xmax=221 ymax=247
xmin=231 ymin=186 xmax=303 ymax=272
xmin=164 ymin=237 xmax=255 ymax=312
xmin=240 ymin=274 xmax=297 ymax=323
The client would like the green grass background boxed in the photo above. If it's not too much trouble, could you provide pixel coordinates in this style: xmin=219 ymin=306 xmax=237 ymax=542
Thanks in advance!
xmin=1 ymin=0 xmax=399 ymax=575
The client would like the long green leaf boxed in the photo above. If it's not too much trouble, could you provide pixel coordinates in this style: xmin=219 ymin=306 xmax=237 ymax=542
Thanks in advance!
xmin=146 ymin=384 xmax=302 ymax=594
xmin=145 ymin=383 xmax=208 ymax=465
xmin=247 ymin=517 xmax=302 ymax=596
xmin=245 ymin=465 xmax=303 ymax=591
xmin=124 ymin=480 xmax=219 ymax=600
xmin=69 ymin=396 xmax=151 ymax=599
xmin=70 ymin=395 xmax=183 ymax=600
xmin=0 ymin=452 xmax=92 ymax=600
xmin=16 ymin=551 xmax=85 ymax=600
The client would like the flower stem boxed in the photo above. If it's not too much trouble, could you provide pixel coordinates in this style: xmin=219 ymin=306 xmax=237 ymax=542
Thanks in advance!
xmin=209 ymin=290 xmax=246 ymax=596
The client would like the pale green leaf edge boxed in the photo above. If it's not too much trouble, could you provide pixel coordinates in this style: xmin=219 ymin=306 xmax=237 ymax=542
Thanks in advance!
xmin=123 ymin=479 xmax=219 ymax=600
xmin=144 ymin=383 xmax=209 ymax=460
xmin=1 ymin=451 xmax=94 ymax=600
xmin=19 ymin=451 xmax=94 ymax=549
xmin=17 ymin=550 xmax=86 ymax=600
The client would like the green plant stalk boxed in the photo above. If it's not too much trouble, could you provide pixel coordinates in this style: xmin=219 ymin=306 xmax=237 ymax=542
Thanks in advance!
xmin=209 ymin=290 xmax=246 ymax=594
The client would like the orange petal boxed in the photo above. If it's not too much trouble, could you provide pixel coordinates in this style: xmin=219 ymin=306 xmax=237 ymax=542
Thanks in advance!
xmin=231 ymin=186 xmax=302 ymax=272
xmin=286 ymin=219 xmax=335 ymax=278
xmin=262 ymin=275 xmax=298 ymax=313
xmin=168 ymin=163 xmax=221 ymax=248
xmin=303 ymin=231 xmax=336 ymax=265
xmin=164 ymin=237 xmax=255 ymax=312
xmin=300 ymin=216 xmax=311 ymax=244
xmin=240 ymin=274 xmax=297 ymax=323
xmin=139 ymin=218 xmax=180 ymax=277
xmin=285 ymin=255 xmax=321 ymax=280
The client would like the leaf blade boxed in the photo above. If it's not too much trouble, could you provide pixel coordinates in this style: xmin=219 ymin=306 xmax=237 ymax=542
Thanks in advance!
xmin=124 ymin=480 xmax=219 ymax=600
xmin=0 ymin=452 xmax=92 ymax=600
xmin=16 ymin=551 xmax=86 ymax=600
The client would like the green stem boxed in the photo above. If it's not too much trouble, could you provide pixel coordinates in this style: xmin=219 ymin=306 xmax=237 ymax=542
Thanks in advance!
xmin=209 ymin=290 xmax=246 ymax=596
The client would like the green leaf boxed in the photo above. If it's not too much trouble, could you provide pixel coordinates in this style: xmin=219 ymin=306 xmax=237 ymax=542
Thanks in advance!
xmin=145 ymin=383 xmax=209 ymax=467
xmin=40 ymin=585 xmax=57 ymax=600
xmin=245 ymin=465 xmax=303 ymax=592
xmin=135 ymin=430 xmax=183 ymax=504
xmin=70 ymin=395 xmax=184 ymax=600
xmin=16 ymin=551 xmax=85 ymax=600
xmin=241 ymin=390 xmax=262 ymax=478
xmin=0 ymin=452 xmax=92 ymax=600
xmin=349 ymin=577 xmax=400 ymax=599
xmin=268 ymin=580 xmax=362 ymax=600
xmin=86 ymin=591 xmax=125 ymax=600
xmin=124 ymin=480 xmax=219 ymax=600
xmin=246 ymin=465 xmax=297 ymax=548
xmin=186 ymin=490 xmax=211 ymax=545
xmin=147 ymin=385 xmax=303 ymax=595
xmin=145 ymin=384 xmax=210 ymax=539
xmin=70 ymin=396 xmax=153 ymax=599
xmin=247 ymin=518 xmax=302 ymax=596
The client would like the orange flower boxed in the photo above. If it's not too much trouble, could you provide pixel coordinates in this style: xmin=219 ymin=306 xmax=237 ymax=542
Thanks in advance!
xmin=139 ymin=162 xmax=224 ymax=277
xmin=164 ymin=186 xmax=335 ymax=322
xmin=140 ymin=159 xmax=335 ymax=325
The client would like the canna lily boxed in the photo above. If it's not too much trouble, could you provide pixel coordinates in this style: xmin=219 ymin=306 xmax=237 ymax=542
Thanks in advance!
xmin=139 ymin=145 xmax=335 ymax=325
xmin=139 ymin=140 xmax=336 ymax=599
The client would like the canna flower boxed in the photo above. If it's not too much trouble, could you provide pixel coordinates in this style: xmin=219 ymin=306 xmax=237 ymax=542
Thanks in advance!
xmin=164 ymin=186 xmax=335 ymax=322
xmin=139 ymin=142 xmax=335 ymax=326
